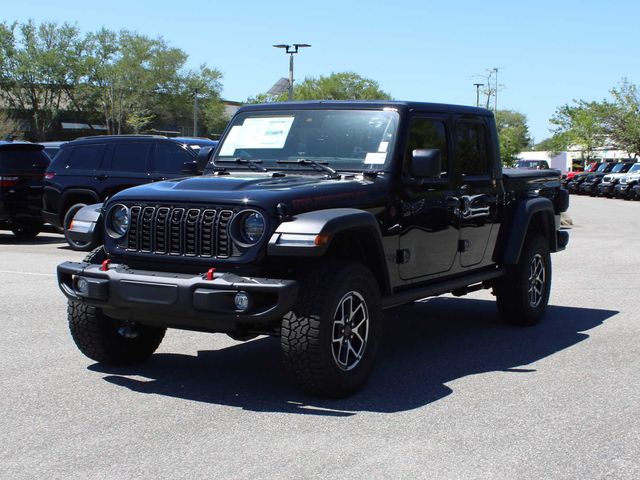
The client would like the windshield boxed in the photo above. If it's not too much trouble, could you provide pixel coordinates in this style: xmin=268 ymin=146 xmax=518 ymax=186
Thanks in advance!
xmin=629 ymin=163 xmax=640 ymax=173
xmin=209 ymin=109 xmax=399 ymax=173
xmin=611 ymin=163 xmax=624 ymax=173
xmin=515 ymin=160 xmax=546 ymax=169
xmin=596 ymin=163 xmax=609 ymax=172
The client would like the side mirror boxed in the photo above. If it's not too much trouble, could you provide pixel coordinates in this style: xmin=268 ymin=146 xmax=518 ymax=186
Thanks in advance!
xmin=181 ymin=160 xmax=199 ymax=175
xmin=196 ymin=146 xmax=214 ymax=173
xmin=410 ymin=149 xmax=441 ymax=178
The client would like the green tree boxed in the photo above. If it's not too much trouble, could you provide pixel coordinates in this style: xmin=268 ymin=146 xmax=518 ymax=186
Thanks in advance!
xmin=247 ymin=71 xmax=392 ymax=103
xmin=600 ymin=79 xmax=640 ymax=158
xmin=495 ymin=109 xmax=532 ymax=166
xmin=0 ymin=20 xmax=87 ymax=140
xmin=549 ymin=100 xmax=606 ymax=160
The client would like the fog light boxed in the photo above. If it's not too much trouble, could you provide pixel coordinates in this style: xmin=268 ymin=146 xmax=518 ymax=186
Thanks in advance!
xmin=76 ymin=277 xmax=89 ymax=295
xmin=234 ymin=291 xmax=250 ymax=312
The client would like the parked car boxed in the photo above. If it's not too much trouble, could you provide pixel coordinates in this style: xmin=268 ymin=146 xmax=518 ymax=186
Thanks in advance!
xmin=562 ymin=162 xmax=598 ymax=189
xmin=579 ymin=162 xmax=624 ymax=196
xmin=43 ymin=135 xmax=216 ymax=250
xmin=597 ymin=162 xmax=636 ymax=197
xmin=57 ymin=100 xmax=569 ymax=397
xmin=0 ymin=141 xmax=50 ymax=238
xmin=568 ymin=162 xmax=615 ymax=194
xmin=514 ymin=159 xmax=549 ymax=169
xmin=614 ymin=163 xmax=640 ymax=199
xmin=38 ymin=141 xmax=67 ymax=160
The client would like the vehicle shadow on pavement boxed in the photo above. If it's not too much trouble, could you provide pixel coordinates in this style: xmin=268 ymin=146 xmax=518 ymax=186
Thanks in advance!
xmin=0 ymin=231 xmax=66 ymax=245
xmin=89 ymin=298 xmax=617 ymax=416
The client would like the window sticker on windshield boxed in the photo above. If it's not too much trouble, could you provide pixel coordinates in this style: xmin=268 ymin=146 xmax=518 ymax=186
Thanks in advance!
xmin=378 ymin=141 xmax=389 ymax=153
xmin=365 ymin=152 xmax=387 ymax=164
xmin=219 ymin=116 xmax=295 ymax=156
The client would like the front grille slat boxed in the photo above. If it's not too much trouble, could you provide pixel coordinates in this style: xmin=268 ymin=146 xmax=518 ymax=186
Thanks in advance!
xmin=124 ymin=205 xmax=236 ymax=259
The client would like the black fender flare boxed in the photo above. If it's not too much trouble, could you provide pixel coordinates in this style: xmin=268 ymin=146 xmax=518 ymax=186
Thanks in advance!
xmin=267 ymin=208 xmax=391 ymax=294
xmin=60 ymin=188 xmax=101 ymax=216
xmin=499 ymin=197 xmax=558 ymax=265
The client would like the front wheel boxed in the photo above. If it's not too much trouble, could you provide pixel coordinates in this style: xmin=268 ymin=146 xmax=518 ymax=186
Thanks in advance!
xmin=495 ymin=234 xmax=552 ymax=326
xmin=281 ymin=261 xmax=382 ymax=398
xmin=68 ymin=301 xmax=166 ymax=365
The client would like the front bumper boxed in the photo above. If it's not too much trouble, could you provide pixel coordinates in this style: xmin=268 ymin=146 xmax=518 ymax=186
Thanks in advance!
xmin=615 ymin=184 xmax=631 ymax=196
xmin=57 ymin=262 xmax=298 ymax=334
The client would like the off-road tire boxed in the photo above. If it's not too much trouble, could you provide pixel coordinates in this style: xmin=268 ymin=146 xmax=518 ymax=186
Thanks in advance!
xmin=281 ymin=260 xmax=382 ymax=398
xmin=64 ymin=203 xmax=99 ymax=251
xmin=83 ymin=245 xmax=108 ymax=264
xmin=11 ymin=221 xmax=42 ymax=239
xmin=68 ymin=301 xmax=166 ymax=365
xmin=495 ymin=234 xmax=551 ymax=326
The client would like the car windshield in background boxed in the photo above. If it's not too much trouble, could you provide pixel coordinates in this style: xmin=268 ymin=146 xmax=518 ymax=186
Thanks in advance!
xmin=596 ymin=164 xmax=609 ymax=172
xmin=210 ymin=109 xmax=399 ymax=173
xmin=515 ymin=160 xmax=546 ymax=168
xmin=611 ymin=164 xmax=624 ymax=173
xmin=628 ymin=164 xmax=640 ymax=173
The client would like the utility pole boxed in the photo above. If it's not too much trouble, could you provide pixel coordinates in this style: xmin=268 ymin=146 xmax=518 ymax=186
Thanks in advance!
xmin=193 ymin=88 xmax=199 ymax=137
xmin=493 ymin=67 xmax=499 ymax=112
xmin=473 ymin=83 xmax=484 ymax=107
xmin=273 ymin=43 xmax=311 ymax=100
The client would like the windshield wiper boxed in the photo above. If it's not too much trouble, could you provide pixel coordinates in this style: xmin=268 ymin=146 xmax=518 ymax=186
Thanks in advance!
xmin=277 ymin=158 xmax=340 ymax=179
xmin=217 ymin=158 xmax=268 ymax=172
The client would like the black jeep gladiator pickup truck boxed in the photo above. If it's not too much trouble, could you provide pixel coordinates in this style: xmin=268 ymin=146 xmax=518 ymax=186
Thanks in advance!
xmin=57 ymin=101 xmax=569 ymax=397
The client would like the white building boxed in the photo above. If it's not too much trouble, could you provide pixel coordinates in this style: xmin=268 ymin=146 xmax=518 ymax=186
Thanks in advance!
xmin=518 ymin=146 xmax=635 ymax=173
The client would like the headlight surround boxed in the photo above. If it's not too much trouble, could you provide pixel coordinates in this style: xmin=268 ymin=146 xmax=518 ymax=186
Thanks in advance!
xmin=106 ymin=204 xmax=130 ymax=239
xmin=230 ymin=210 xmax=266 ymax=246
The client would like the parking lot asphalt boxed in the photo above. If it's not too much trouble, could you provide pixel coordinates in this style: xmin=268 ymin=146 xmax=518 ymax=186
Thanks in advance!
xmin=1 ymin=195 xmax=639 ymax=480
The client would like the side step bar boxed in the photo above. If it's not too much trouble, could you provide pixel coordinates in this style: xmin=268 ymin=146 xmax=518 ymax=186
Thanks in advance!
xmin=381 ymin=267 xmax=504 ymax=310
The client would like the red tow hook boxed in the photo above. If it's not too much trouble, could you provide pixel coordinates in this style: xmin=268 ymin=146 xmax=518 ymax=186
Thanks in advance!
xmin=100 ymin=259 xmax=111 ymax=271
xmin=206 ymin=268 xmax=216 ymax=280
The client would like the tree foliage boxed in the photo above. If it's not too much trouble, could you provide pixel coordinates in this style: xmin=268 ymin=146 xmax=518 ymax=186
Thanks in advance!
xmin=549 ymin=100 xmax=606 ymax=160
xmin=247 ymin=72 xmax=391 ymax=103
xmin=495 ymin=109 xmax=531 ymax=166
xmin=0 ymin=20 xmax=225 ymax=139
xmin=600 ymin=79 xmax=640 ymax=158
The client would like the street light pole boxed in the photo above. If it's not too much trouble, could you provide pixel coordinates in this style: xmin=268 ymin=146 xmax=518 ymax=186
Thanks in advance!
xmin=473 ymin=83 xmax=484 ymax=108
xmin=493 ymin=67 xmax=499 ymax=112
xmin=273 ymin=43 xmax=311 ymax=101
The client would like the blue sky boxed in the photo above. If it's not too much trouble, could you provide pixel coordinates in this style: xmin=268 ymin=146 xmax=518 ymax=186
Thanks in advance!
xmin=9 ymin=0 xmax=640 ymax=142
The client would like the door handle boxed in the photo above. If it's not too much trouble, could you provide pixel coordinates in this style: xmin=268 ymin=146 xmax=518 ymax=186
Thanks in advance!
xmin=94 ymin=174 xmax=107 ymax=181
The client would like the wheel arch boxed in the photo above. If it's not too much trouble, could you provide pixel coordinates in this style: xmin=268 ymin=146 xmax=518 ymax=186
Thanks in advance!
xmin=267 ymin=208 xmax=392 ymax=295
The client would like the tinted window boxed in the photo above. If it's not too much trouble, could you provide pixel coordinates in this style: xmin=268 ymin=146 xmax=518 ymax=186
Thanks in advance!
xmin=111 ymin=143 xmax=150 ymax=172
xmin=66 ymin=145 xmax=104 ymax=170
xmin=457 ymin=121 xmax=491 ymax=176
xmin=154 ymin=143 xmax=193 ymax=174
xmin=0 ymin=150 xmax=49 ymax=173
xmin=406 ymin=118 xmax=448 ymax=176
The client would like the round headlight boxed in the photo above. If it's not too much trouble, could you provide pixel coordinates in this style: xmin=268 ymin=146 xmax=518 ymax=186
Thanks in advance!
xmin=107 ymin=204 xmax=130 ymax=239
xmin=241 ymin=211 xmax=265 ymax=244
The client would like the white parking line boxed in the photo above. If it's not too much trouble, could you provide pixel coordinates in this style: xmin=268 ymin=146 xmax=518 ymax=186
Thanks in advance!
xmin=0 ymin=270 xmax=56 ymax=277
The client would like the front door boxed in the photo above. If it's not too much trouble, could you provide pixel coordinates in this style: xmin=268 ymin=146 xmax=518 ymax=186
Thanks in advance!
xmin=399 ymin=116 xmax=459 ymax=280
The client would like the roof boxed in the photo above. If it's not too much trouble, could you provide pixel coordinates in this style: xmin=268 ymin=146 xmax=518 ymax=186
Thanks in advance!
xmin=237 ymin=100 xmax=493 ymax=116
xmin=0 ymin=141 xmax=44 ymax=151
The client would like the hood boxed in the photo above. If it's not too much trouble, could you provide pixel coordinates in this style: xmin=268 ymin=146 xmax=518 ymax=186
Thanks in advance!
xmin=110 ymin=171 xmax=391 ymax=215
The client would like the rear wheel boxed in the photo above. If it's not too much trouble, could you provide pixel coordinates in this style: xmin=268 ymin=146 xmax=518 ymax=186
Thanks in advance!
xmin=281 ymin=261 xmax=382 ymax=398
xmin=64 ymin=203 xmax=99 ymax=251
xmin=495 ymin=234 xmax=551 ymax=326
xmin=68 ymin=300 xmax=166 ymax=365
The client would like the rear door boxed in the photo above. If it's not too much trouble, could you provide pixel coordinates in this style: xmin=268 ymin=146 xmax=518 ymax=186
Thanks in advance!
xmin=455 ymin=118 xmax=500 ymax=268
xmin=101 ymin=142 xmax=153 ymax=198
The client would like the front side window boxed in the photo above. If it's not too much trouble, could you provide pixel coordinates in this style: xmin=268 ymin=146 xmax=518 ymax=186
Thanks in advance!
xmin=405 ymin=118 xmax=448 ymax=176
xmin=457 ymin=121 xmax=491 ymax=177
xmin=154 ymin=143 xmax=194 ymax=173
xmin=210 ymin=109 xmax=399 ymax=172
xmin=111 ymin=143 xmax=150 ymax=172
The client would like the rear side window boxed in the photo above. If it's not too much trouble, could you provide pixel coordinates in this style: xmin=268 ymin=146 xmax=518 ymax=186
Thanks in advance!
xmin=111 ymin=143 xmax=151 ymax=172
xmin=65 ymin=145 xmax=105 ymax=170
xmin=457 ymin=121 xmax=491 ymax=176
xmin=0 ymin=149 xmax=49 ymax=173
xmin=154 ymin=143 xmax=194 ymax=174
xmin=405 ymin=118 xmax=449 ymax=176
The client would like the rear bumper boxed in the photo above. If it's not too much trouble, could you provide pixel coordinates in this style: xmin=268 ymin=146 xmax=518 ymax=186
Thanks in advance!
xmin=57 ymin=262 xmax=298 ymax=333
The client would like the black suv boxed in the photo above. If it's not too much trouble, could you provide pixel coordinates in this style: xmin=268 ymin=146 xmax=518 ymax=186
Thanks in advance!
xmin=43 ymin=135 xmax=217 ymax=235
xmin=0 ymin=141 xmax=50 ymax=238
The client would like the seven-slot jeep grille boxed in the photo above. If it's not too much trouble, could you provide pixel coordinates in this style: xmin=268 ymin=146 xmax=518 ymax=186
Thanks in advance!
xmin=125 ymin=205 xmax=235 ymax=258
